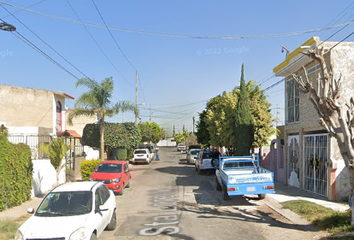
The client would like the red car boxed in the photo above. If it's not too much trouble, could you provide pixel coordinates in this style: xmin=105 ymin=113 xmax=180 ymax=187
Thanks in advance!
xmin=90 ymin=160 xmax=131 ymax=195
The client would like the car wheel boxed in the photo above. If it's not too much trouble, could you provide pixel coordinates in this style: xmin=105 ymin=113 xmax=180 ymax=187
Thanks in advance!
xmin=126 ymin=179 xmax=131 ymax=188
xmin=211 ymin=158 xmax=219 ymax=168
xmin=258 ymin=194 xmax=266 ymax=200
xmin=215 ymin=178 xmax=222 ymax=191
xmin=106 ymin=211 xmax=117 ymax=231
xmin=90 ymin=233 xmax=98 ymax=240
xmin=222 ymin=184 xmax=229 ymax=201
xmin=118 ymin=185 xmax=124 ymax=196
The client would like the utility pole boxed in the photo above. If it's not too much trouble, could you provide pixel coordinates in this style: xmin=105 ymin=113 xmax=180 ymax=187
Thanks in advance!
xmin=193 ymin=116 xmax=195 ymax=133
xmin=135 ymin=70 xmax=138 ymax=125
xmin=149 ymin=104 xmax=152 ymax=122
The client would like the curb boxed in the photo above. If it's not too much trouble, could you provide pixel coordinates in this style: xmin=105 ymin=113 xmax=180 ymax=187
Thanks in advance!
xmin=264 ymin=195 xmax=317 ymax=229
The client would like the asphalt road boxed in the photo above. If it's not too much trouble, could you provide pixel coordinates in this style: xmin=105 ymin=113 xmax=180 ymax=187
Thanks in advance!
xmin=100 ymin=147 xmax=326 ymax=240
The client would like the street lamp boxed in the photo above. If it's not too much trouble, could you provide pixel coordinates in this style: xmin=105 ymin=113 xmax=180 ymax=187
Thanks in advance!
xmin=0 ymin=22 xmax=16 ymax=32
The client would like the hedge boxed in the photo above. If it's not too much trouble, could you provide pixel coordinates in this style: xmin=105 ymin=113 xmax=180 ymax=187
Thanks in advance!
xmin=80 ymin=159 xmax=102 ymax=181
xmin=0 ymin=135 xmax=33 ymax=211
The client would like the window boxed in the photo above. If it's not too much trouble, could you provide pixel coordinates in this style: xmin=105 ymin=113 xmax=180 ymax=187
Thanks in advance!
xmin=56 ymin=101 xmax=62 ymax=132
xmin=97 ymin=185 xmax=110 ymax=204
xmin=285 ymin=77 xmax=299 ymax=123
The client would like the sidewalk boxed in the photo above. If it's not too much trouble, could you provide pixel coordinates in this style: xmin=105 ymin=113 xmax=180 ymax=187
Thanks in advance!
xmin=0 ymin=196 xmax=43 ymax=221
xmin=265 ymin=181 xmax=350 ymax=225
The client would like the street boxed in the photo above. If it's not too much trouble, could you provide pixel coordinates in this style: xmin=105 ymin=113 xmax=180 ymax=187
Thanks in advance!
xmin=100 ymin=147 xmax=325 ymax=240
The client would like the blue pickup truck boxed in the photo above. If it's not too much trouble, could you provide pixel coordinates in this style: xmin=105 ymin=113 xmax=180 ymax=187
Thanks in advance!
xmin=215 ymin=154 xmax=275 ymax=200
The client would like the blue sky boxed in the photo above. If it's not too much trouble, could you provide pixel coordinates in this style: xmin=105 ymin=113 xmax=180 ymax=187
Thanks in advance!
xmin=1 ymin=0 xmax=354 ymax=136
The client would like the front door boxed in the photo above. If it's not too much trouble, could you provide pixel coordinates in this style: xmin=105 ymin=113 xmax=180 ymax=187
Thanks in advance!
xmin=288 ymin=135 xmax=300 ymax=188
xmin=303 ymin=134 xmax=328 ymax=197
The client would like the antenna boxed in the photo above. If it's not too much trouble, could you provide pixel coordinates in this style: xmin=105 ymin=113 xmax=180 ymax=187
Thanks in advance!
xmin=281 ymin=45 xmax=291 ymax=56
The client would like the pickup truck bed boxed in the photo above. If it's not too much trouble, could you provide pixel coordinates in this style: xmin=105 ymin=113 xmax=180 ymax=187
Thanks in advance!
xmin=215 ymin=154 xmax=275 ymax=200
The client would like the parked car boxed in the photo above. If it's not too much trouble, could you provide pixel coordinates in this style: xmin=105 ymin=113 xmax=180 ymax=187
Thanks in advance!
xmin=195 ymin=149 xmax=221 ymax=174
xmin=186 ymin=148 xmax=202 ymax=164
xmin=177 ymin=143 xmax=186 ymax=152
xmin=139 ymin=143 xmax=157 ymax=160
xmin=15 ymin=181 xmax=116 ymax=240
xmin=132 ymin=148 xmax=152 ymax=164
xmin=90 ymin=160 xmax=131 ymax=195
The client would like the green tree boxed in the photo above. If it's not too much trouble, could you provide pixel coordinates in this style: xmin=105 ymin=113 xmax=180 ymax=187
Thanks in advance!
xmin=138 ymin=123 xmax=155 ymax=143
xmin=216 ymin=90 xmax=238 ymax=151
xmin=205 ymin=95 xmax=223 ymax=148
xmin=234 ymin=64 xmax=254 ymax=155
xmin=68 ymin=77 xmax=134 ymax=160
xmin=173 ymin=129 xmax=191 ymax=145
xmin=196 ymin=110 xmax=211 ymax=147
xmin=39 ymin=137 xmax=71 ymax=185
xmin=83 ymin=122 xmax=140 ymax=159
xmin=246 ymin=81 xmax=277 ymax=149
xmin=138 ymin=122 xmax=162 ymax=144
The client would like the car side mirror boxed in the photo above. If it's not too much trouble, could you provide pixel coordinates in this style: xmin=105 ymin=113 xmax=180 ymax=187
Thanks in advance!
xmin=27 ymin=208 xmax=35 ymax=214
xmin=96 ymin=205 xmax=108 ymax=213
xmin=99 ymin=205 xmax=108 ymax=211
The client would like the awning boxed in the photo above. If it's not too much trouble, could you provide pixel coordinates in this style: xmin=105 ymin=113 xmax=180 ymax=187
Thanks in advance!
xmin=57 ymin=130 xmax=82 ymax=138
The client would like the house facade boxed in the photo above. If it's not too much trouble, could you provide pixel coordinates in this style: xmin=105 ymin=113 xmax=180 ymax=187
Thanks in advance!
xmin=273 ymin=36 xmax=354 ymax=201
xmin=0 ymin=84 xmax=74 ymax=135
xmin=0 ymin=85 xmax=75 ymax=158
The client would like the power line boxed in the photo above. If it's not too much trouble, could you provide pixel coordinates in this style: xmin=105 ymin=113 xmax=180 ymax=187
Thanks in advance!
xmin=11 ymin=30 xmax=79 ymax=79
xmin=65 ymin=0 xmax=134 ymax=88
xmin=2 ymin=0 xmax=49 ymax=18
xmin=2 ymin=1 xmax=354 ymax=40
xmin=91 ymin=0 xmax=136 ymax=71
xmin=0 ymin=2 xmax=90 ymax=79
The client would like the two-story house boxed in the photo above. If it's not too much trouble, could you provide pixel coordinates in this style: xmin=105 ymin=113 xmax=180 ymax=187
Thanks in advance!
xmin=0 ymin=84 xmax=74 ymax=157
xmin=273 ymin=36 xmax=354 ymax=201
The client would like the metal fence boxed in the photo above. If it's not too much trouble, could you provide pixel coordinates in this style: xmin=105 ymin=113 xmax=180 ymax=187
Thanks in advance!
xmin=7 ymin=134 xmax=85 ymax=162
xmin=8 ymin=134 xmax=52 ymax=159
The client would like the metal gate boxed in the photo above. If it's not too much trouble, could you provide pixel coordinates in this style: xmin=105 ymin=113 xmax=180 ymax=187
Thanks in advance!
xmin=303 ymin=134 xmax=328 ymax=197
xmin=287 ymin=135 xmax=300 ymax=188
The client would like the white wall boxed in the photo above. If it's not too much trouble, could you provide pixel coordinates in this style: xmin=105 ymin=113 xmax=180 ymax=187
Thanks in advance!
xmin=31 ymin=158 xmax=66 ymax=197
xmin=157 ymin=138 xmax=176 ymax=147
xmin=84 ymin=146 xmax=100 ymax=160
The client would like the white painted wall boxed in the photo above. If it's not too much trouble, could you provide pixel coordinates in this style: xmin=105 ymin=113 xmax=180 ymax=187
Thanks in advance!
xmin=31 ymin=158 xmax=66 ymax=197
xmin=157 ymin=139 xmax=176 ymax=147
xmin=84 ymin=146 xmax=100 ymax=160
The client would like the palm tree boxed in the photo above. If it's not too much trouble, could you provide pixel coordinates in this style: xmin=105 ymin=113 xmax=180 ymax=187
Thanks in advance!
xmin=68 ymin=77 xmax=134 ymax=160
xmin=120 ymin=100 xmax=136 ymax=122
xmin=39 ymin=137 xmax=71 ymax=185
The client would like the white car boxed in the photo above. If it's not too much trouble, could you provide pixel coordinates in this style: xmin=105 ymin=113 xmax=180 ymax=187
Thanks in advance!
xmin=186 ymin=149 xmax=202 ymax=164
xmin=15 ymin=181 xmax=117 ymax=240
xmin=195 ymin=149 xmax=221 ymax=174
xmin=132 ymin=148 xmax=152 ymax=164
xmin=177 ymin=143 xmax=186 ymax=152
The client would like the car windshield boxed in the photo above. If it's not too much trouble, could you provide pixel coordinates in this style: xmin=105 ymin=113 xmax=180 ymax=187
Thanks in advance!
xmin=191 ymin=150 xmax=201 ymax=155
xmin=36 ymin=191 xmax=92 ymax=216
xmin=135 ymin=150 xmax=147 ymax=154
xmin=96 ymin=163 xmax=122 ymax=173
xmin=223 ymin=161 xmax=255 ymax=168
xmin=203 ymin=151 xmax=220 ymax=159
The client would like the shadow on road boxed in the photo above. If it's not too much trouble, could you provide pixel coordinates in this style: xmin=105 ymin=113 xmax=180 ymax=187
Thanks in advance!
xmin=178 ymin=201 xmax=318 ymax=234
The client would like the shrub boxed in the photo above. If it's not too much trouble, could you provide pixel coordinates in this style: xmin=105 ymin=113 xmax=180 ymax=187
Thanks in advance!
xmin=0 ymin=133 xmax=33 ymax=211
xmin=80 ymin=159 xmax=102 ymax=181
xmin=117 ymin=148 xmax=128 ymax=160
